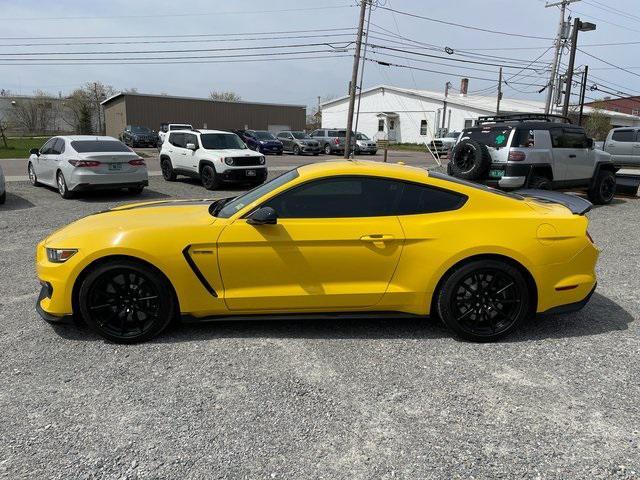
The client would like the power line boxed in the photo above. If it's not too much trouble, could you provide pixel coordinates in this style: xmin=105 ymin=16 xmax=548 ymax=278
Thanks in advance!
xmin=375 ymin=5 xmax=554 ymax=40
xmin=582 ymin=0 xmax=640 ymax=24
xmin=577 ymin=48 xmax=640 ymax=79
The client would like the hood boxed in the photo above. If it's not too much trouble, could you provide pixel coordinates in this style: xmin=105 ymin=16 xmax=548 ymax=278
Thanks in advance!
xmin=204 ymin=148 xmax=262 ymax=157
xmin=44 ymin=199 xmax=216 ymax=246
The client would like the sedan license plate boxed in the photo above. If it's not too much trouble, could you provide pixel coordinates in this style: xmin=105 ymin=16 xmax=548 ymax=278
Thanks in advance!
xmin=489 ymin=169 xmax=504 ymax=179
xmin=246 ymin=169 xmax=256 ymax=177
xmin=108 ymin=163 xmax=123 ymax=171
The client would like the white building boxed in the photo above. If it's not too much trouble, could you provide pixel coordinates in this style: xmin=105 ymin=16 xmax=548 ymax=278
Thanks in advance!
xmin=321 ymin=84 xmax=640 ymax=144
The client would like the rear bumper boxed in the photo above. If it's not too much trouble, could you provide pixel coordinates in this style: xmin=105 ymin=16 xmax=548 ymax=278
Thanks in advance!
xmin=68 ymin=169 xmax=149 ymax=191
xmin=541 ymin=283 xmax=596 ymax=315
xmin=71 ymin=180 xmax=148 ymax=192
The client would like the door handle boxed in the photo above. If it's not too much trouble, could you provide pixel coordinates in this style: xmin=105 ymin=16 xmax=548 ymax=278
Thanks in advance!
xmin=568 ymin=154 xmax=577 ymax=158
xmin=360 ymin=234 xmax=395 ymax=242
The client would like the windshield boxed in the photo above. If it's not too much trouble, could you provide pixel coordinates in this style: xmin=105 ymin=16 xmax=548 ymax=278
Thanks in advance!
xmin=292 ymin=131 xmax=310 ymax=139
xmin=216 ymin=169 xmax=300 ymax=218
xmin=200 ymin=133 xmax=246 ymax=150
xmin=253 ymin=131 xmax=276 ymax=140
xmin=71 ymin=140 xmax=131 ymax=153
xmin=460 ymin=126 xmax=513 ymax=148
xmin=170 ymin=124 xmax=191 ymax=131
xmin=131 ymin=126 xmax=152 ymax=133
xmin=356 ymin=133 xmax=370 ymax=140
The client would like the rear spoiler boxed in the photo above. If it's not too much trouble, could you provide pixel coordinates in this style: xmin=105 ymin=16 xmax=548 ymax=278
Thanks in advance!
xmin=515 ymin=189 xmax=593 ymax=215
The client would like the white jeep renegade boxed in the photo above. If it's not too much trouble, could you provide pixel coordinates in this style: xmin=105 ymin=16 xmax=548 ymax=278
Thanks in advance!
xmin=159 ymin=129 xmax=267 ymax=190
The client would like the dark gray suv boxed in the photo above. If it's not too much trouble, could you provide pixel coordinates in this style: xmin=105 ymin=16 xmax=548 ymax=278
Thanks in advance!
xmin=276 ymin=131 xmax=321 ymax=155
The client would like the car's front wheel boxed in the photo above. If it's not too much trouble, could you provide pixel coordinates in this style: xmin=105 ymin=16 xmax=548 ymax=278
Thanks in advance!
xmin=200 ymin=164 xmax=219 ymax=190
xmin=436 ymin=259 xmax=532 ymax=342
xmin=78 ymin=260 xmax=177 ymax=343
xmin=293 ymin=145 xmax=301 ymax=155
xmin=588 ymin=169 xmax=616 ymax=205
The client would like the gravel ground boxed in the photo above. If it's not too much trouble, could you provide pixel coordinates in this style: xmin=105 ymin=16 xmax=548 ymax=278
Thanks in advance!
xmin=0 ymin=175 xmax=638 ymax=479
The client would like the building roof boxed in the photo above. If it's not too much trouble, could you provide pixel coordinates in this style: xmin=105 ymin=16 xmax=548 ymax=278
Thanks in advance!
xmin=321 ymin=85 xmax=640 ymax=122
xmin=101 ymin=92 xmax=306 ymax=109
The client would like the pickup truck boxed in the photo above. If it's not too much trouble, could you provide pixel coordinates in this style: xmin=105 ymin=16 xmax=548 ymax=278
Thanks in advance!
xmin=602 ymin=127 xmax=640 ymax=167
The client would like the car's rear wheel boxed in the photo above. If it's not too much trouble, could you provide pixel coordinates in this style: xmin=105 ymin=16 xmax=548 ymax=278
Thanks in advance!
xmin=57 ymin=171 xmax=73 ymax=199
xmin=436 ymin=259 xmax=531 ymax=342
xmin=528 ymin=175 xmax=552 ymax=190
xmin=588 ymin=169 xmax=616 ymax=205
xmin=200 ymin=164 xmax=219 ymax=190
xmin=128 ymin=185 xmax=144 ymax=195
xmin=78 ymin=260 xmax=176 ymax=343
xmin=161 ymin=158 xmax=176 ymax=181
xmin=293 ymin=145 xmax=301 ymax=155
xmin=28 ymin=162 xmax=40 ymax=186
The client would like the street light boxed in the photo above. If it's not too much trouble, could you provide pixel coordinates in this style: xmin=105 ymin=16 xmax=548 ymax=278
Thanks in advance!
xmin=562 ymin=18 xmax=596 ymax=117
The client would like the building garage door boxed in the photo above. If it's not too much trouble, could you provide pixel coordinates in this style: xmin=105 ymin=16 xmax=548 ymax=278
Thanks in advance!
xmin=268 ymin=124 xmax=290 ymax=134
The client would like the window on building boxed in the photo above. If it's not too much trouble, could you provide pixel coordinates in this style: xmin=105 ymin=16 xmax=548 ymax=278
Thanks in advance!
xmin=389 ymin=120 xmax=395 ymax=130
xmin=420 ymin=119 xmax=428 ymax=136
xmin=378 ymin=119 xmax=384 ymax=132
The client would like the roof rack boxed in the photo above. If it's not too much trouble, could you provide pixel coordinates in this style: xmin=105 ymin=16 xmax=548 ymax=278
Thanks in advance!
xmin=476 ymin=113 xmax=572 ymax=125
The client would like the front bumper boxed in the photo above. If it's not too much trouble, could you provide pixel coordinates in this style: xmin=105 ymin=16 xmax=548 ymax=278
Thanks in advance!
xmin=35 ymin=241 xmax=77 ymax=319
xmin=219 ymin=167 xmax=267 ymax=183
xmin=258 ymin=144 xmax=283 ymax=154
xmin=36 ymin=282 xmax=72 ymax=323
xmin=299 ymin=144 xmax=321 ymax=154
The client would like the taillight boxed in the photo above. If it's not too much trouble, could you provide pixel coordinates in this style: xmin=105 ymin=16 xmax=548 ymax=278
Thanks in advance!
xmin=128 ymin=158 xmax=146 ymax=166
xmin=68 ymin=160 xmax=101 ymax=167
xmin=334 ymin=138 xmax=340 ymax=145
xmin=508 ymin=151 xmax=526 ymax=161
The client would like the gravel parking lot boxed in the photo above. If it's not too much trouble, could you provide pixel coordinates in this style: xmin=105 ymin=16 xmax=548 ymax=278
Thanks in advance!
xmin=0 ymin=162 xmax=639 ymax=479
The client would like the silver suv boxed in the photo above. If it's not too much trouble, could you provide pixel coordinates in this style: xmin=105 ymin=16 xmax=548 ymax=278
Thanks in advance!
xmin=448 ymin=114 xmax=617 ymax=204
xmin=310 ymin=129 xmax=356 ymax=155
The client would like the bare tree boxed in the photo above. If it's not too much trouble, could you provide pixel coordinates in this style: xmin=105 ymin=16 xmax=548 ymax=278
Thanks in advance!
xmin=62 ymin=82 xmax=115 ymax=134
xmin=210 ymin=91 xmax=242 ymax=102
xmin=8 ymin=91 xmax=59 ymax=134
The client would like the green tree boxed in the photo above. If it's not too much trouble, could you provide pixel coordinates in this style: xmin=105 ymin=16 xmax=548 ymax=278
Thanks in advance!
xmin=77 ymin=103 xmax=93 ymax=134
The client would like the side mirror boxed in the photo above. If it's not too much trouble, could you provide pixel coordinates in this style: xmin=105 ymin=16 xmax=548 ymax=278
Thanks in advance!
xmin=186 ymin=143 xmax=197 ymax=151
xmin=247 ymin=207 xmax=278 ymax=225
xmin=586 ymin=138 xmax=594 ymax=149
xmin=29 ymin=148 xmax=40 ymax=156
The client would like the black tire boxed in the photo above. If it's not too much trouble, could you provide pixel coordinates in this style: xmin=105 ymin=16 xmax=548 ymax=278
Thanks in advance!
xmin=436 ymin=259 xmax=532 ymax=342
xmin=128 ymin=185 xmax=144 ymax=195
xmin=200 ymin=164 xmax=219 ymax=190
xmin=528 ymin=175 xmax=552 ymax=190
xmin=293 ymin=145 xmax=301 ymax=155
xmin=56 ymin=171 xmax=73 ymax=199
xmin=160 ymin=158 xmax=176 ymax=181
xmin=78 ymin=259 xmax=177 ymax=343
xmin=28 ymin=162 xmax=40 ymax=186
xmin=313 ymin=152 xmax=319 ymax=156
xmin=587 ymin=169 xmax=616 ymax=205
xmin=0 ymin=191 xmax=5 ymax=205
xmin=449 ymin=139 xmax=491 ymax=180
xmin=324 ymin=143 xmax=332 ymax=155
xmin=370 ymin=151 xmax=377 ymax=155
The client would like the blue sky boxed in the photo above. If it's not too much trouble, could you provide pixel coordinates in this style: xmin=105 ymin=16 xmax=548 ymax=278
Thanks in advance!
xmin=0 ymin=0 xmax=638 ymax=109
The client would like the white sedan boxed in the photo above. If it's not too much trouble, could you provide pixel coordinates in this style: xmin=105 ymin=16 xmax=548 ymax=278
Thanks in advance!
xmin=28 ymin=136 xmax=148 ymax=198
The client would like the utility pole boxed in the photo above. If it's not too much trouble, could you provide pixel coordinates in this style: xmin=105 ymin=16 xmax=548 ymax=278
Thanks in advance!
xmin=578 ymin=65 xmax=588 ymax=125
xmin=496 ymin=67 xmax=503 ymax=114
xmin=562 ymin=17 xmax=596 ymax=118
xmin=317 ymin=95 xmax=321 ymax=129
xmin=344 ymin=0 xmax=368 ymax=159
xmin=441 ymin=81 xmax=451 ymax=133
xmin=544 ymin=0 xmax=580 ymax=114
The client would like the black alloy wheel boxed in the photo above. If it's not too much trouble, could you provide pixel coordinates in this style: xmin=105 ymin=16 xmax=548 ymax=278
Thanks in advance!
xmin=161 ymin=158 xmax=176 ymax=181
xmin=588 ymin=169 xmax=616 ymax=205
xmin=200 ymin=164 xmax=219 ymax=190
xmin=78 ymin=260 xmax=176 ymax=343
xmin=437 ymin=260 xmax=531 ymax=342
xmin=454 ymin=144 xmax=475 ymax=172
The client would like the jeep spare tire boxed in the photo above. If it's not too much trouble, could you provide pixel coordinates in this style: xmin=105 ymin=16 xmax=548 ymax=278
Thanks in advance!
xmin=449 ymin=139 xmax=492 ymax=180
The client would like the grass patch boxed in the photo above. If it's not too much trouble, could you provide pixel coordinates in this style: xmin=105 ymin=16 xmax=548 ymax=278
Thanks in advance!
xmin=0 ymin=137 xmax=47 ymax=159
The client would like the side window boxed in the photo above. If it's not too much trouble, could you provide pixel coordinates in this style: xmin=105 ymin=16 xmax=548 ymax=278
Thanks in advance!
xmin=420 ymin=120 xmax=427 ymax=136
xmin=40 ymin=138 xmax=56 ymax=154
xmin=563 ymin=129 xmax=588 ymax=148
xmin=169 ymin=132 xmax=185 ymax=148
xmin=184 ymin=133 xmax=198 ymax=147
xmin=263 ymin=176 xmax=403 ymax=218
xmin=52 ymin=138 xmax=65 ymax=154
xmin=612 ymin=130 xmax=635 ymax=142
xmin=396 ymin=183 xmax=467 ymax=215
xmin=512 ymin=129 xmax=535 ymax=148
xmin=549 ymin=128 xmax=565 ymax=148
xmin=328 ymin=131 xmax=339 ymax=137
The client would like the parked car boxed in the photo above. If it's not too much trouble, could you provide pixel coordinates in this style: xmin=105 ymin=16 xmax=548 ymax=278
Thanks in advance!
xmin=234 ymin=130 xmax=283 ymax=155
xmin=276 ymin=131 xmax=320 ymax=155
xmin=36 ymin=160 xmax=598 ymax=343
xmin=447 ymin=114 xmax=617 ymax=204
xmin=354 ymin=132 xmax=377 ymax=155
xmin=0 ymin=164 xmax=5 ymax=204
xmin=310 ymin=128 xmax=356 ymax=155
xmin=429 ymin=131 xmax=461 ymax=157
xmin=121 ymin=125 xmax=159 ymax=148
xmin=27 ymin=136 xmax=148 ymax=199
xmin=158 ymin=123 xmax=193 ymax=147
xmin=602 ymin=127 xmax=640 ymax=167
xmin=159 ymin=129 xmax=266 ymax=190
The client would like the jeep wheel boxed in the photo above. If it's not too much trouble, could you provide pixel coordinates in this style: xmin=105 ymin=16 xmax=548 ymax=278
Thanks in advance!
xmin=528 ymin=175 xmax=551 ymax=190
xmin=161 ymin=158 xmax=176 ymax=181
xmin=449 ymin=139 xmax=491 ymax=180
xmin=588 ymin=169 xmax=616 ymax=205
xmin=200 ymin=164 xmax=219 ymax=190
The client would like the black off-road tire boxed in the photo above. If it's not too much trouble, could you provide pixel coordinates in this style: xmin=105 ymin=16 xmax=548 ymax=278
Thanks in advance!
xmin=200 ymin=164 xmax=219 ymax=190
xmin=436 ymin=259 xmax=532 ymax=342
xmin=160 ymin=157 xmax=177 ymax=181
xmin=528 ymin=175 xmax=552 ymax=190
xmin=78 ymin=259 xmax=177 ymax=343
xmin=449 ymin=139 xmax=492 ymax=180
xmin=587 ymin=169 xmax=616 ymax=205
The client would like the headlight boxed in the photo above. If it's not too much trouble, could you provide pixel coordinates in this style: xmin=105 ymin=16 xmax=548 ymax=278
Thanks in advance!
xmin=259 ymin=156 xmax=265 ymax=165
xmin=46 ymin=248 xmax=77 ymax=263
xmin=224 ymin=157 xmax=234 ymax=166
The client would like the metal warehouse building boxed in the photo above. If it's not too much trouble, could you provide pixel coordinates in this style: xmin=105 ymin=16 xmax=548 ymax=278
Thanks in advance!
xmin=101 ymin=92 xmax=306 ymax=139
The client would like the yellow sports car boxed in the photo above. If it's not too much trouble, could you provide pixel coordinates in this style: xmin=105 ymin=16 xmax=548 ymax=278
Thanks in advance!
xmin=36 ymin=160 xmax=598 ymax=343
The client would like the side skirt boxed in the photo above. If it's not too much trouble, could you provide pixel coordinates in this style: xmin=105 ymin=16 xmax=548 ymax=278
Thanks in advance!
xmin=181 ymin=311 xmax=426 ymax=324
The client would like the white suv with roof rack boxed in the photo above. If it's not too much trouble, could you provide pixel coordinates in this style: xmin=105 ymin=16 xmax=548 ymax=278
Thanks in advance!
xmin=159 ymin=129 xmax=267 ymax=190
